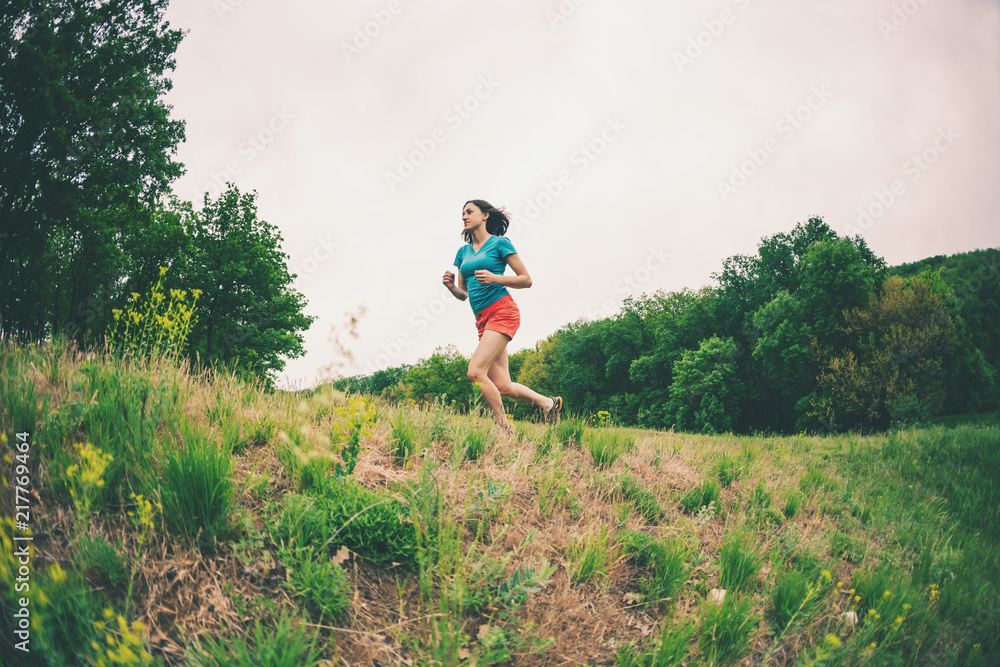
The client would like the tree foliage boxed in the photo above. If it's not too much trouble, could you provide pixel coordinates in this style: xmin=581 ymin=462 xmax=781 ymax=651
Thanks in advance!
xmin=330 ymin=218 xmax=998 ymax=435
xmin=1 ymin=0 xmax=185 ymax=341
xmin=180 ymin=185 xmax=314 ymax=384
xmin=665 ymin=336 xmax=743 ymax=434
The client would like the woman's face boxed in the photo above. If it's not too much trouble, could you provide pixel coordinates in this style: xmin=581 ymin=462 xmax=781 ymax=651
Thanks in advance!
xmin=462 ymin=202 xmax=488 ymax=231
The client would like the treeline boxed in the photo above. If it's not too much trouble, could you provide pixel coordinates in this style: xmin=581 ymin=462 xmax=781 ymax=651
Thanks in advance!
xmin=336 ymin=218 xmax=999 ymax=434
xmin=1 ymin=2 xmax=313 ymax=384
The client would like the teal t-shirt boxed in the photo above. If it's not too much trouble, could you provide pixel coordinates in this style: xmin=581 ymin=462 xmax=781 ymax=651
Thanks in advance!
xmin=453 ymin=235 xmax=517 ymax=314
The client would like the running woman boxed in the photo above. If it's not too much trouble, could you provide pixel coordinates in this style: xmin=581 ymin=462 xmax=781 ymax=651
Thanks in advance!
xmin=442 ymin=199 xmax=562 ymax=434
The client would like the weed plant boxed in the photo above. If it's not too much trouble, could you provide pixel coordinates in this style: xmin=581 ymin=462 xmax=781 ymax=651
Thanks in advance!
xmin=616 ymin=618 xmax=696 ymax=667
xmin=556 ymin=418 xmax=586 ymax=447
xmin=277 ymin=545 xmax=351 ymax=622
xmin=617 ymin=473 xmax=663 ymax=523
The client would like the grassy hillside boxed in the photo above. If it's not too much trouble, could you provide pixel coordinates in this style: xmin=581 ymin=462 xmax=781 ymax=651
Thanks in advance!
xmin=2 ymin=340 xmax=998 ymax=666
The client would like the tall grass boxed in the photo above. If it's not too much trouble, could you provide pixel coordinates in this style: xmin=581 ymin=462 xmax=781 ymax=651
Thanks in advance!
xmin=160 ymin=424 xmax=234 ymax=551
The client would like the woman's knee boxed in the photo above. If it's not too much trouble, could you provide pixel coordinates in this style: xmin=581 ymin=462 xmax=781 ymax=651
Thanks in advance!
xmin=467 ymin=366 xmax=486 ymax=384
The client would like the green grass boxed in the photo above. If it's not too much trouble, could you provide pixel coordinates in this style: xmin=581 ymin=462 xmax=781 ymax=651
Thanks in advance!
xmin=160 ymin=423 xmax=235 ymax=551
xmin=388 ymin=409 xmax=419 ymax=462
xmin=569 ymin=527 xmax=616 ymax=585
xmin=679 ymin=476 xmax=721 ymax=514
xmin=587 ymin=429 xmax=633 ymax=469
xmin=699 ymin=593 xmax=757 ymax=666
xmin=718 ymin=530 xmax=761 ymax=594
xmin=4 ymin=339 xmax=999 ymax=666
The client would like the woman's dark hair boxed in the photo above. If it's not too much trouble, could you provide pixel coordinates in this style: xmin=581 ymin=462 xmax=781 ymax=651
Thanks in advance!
xmin=462 ymin=199 xmax=510 ymax=243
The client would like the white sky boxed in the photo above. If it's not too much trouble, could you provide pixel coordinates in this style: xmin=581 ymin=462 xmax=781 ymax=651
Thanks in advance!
xmin=161 ymin=0 xmax=1000 ymax=389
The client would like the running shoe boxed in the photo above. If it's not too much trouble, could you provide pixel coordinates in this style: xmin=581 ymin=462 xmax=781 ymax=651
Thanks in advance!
xmin=545 ymin=396 xmax=563 ymax=424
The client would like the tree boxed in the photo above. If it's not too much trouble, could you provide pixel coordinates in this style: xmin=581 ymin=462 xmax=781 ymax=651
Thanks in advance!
xmin=800 ymin=276 xmax=959 ymax=431
xmin=1 ymin=0 xmax=185 ymax=341
xmin=405 ymin=346 xmax=476 ymax=408
xmin=181 ymin=185 xmax=314 ymax=384
xmin=665 ymin=336 xmax=743 ymax=434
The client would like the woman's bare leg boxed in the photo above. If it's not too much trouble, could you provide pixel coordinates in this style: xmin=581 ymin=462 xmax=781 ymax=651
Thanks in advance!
xmin=487 ymin=347 xmax=551 ymax=410
xmin=467 ymin=330 xmax=512 ymax=423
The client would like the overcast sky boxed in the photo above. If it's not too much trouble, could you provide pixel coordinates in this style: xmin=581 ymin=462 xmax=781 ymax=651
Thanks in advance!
xmin=161 ymin=0 xmax=1000 ymax=390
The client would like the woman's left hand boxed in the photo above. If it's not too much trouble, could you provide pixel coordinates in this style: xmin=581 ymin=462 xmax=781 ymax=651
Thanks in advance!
xmin=474 ymin=270 xmax=498 ymax=285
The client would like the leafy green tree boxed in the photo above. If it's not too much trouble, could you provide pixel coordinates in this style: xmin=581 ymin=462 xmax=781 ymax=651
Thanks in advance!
xmin=749 ymin=291 xmax=815 ymax=426
xmin=1 ymin=0 xmax=185 ymax=341
xmin=629 ymin=288 xmax=719 ymax=428
xmin=405 ymin=346 xmax=476 ymax=408
xmin=800 ymin=276 xmax=959 ymax=431
xmin=181 ymin=185 xmax=314 ymax=384
xmin=665 ymin=336 xmax=743 ymax=434
xmin=798 ymin=238 xmax=880 ymax=341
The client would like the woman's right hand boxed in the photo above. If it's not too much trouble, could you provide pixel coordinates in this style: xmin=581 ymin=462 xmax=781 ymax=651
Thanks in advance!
xmin=443 ymin=270 xmax=455 ymax=288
